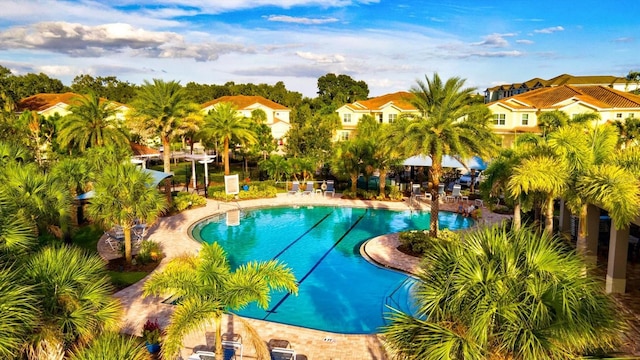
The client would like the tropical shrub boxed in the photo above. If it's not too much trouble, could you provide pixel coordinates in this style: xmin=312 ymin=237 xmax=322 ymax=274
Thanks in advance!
xmin=142 ymin=319 xmax=162 ymax=344
xmin=387 ymin=186 xmax=404 ymax=201
xmin=398 ymin=229 xmax=459 ymax=256
xmin=208 ymin=181 xmax=278 ymax=200
xmin=384 ymin=226 xmax=625 ymax=359
xmin=173 ymin=192 xmax=207 ymax=212
xmin=68 ymin=332 xmax=150 ymax=360
xmin=136 ymin=240 xmax=162 ymax=264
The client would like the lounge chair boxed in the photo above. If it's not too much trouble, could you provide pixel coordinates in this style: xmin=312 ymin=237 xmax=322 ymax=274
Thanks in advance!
xmin=437 ymin=184 xmax=445 ymax=198
xmin=133 ymin=224 xmax=147 ymax=245
xmin=411 ymin=184 xmax=425 ymax=201
xmin=302 ymin=181 xmax=314 ymax=195
xmin=103 ymin=232 xmax=120 ymax=251
xmin=452 ymin=184 xmax=462 ymax=202
xmin=269 ymin=339 xmax=296 ymax=360
xmin=324 ymin=180 xmax=335 ymax=197
xmin=288 ymin=181 xmax=300 ymax=195
xmin=188 ymin=348 xmax=238 ymax=360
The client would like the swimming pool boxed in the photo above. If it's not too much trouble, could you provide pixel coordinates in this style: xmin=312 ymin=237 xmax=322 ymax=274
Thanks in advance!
xmin=191 ymin=206 xmax=473 ymax=334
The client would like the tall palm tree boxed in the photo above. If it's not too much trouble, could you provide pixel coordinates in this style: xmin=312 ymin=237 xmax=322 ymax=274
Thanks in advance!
xmin=357 ymin=115 xmax=402 ymax=197
xmin=129 ymin=79 xmax=202 ymax=173
xmin=57 ymin=92 xmax=129 ymax=153
xmin=143 ymin=242 xmax=298 ymax=360
xmin=383 ymin=226 xmax=625 ymax=359
xmin=391 ymin=73 xmax=498 ymax=237
xmin=26 ymin=246 xmax=122 ymax=349
xmin=331 ymin=139 xmax=368 ymax=193
xmin=200 ymin=102 xmax=257 ymax=175
xmin=86 ymin=163 xmax=167 ymax=264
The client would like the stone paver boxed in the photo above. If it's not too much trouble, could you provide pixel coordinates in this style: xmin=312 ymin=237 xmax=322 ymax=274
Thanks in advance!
xmin=105 ymin=194 xmax=510 ymax=359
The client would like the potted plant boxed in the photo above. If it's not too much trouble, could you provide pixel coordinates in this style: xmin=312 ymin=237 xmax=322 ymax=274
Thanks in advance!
xmin=142 ymin=318 xmax=162 ymax=354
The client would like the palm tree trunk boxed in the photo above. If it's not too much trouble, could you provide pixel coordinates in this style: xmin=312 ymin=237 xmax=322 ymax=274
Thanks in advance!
xmin=215 ymin=317 xmax=223 ymax=359
xmin=576 ymin=203 xmax=588 ymax=254
xmin=513 ymin=200 xmax=522 ymax=231
xmin=224 ymin=137 xmax=230 ymax=175
xmin=124 ymin=227 xmax=132 ymax=264
xmin=429 ymin=163 xmax=442 ymax=238
xmin=379 ymin=169 xmax=387 ymax=198
xmin=162 ymin=136 xmax=171 ymax=174
xmin=350 ymin=174 xmax=358 ymax=192
xmin=544 ymin=197 xmax=554 ymax=234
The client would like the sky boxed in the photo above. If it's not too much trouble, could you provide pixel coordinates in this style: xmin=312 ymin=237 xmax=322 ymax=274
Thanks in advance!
xmin=0 ymin=0 xmax=638 ymax=98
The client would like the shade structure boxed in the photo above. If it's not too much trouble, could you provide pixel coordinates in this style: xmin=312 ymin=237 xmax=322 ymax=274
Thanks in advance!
xmin=463 ymin=156 xmax=488 ymax=170
xmin=403 ymin=155 xmax=464 ymax=168
xmin=75 ymin=168 xmax=172 ymax=200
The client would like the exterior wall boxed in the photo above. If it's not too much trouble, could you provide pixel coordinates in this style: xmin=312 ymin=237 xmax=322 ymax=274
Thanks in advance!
xmin=202 ymin=102 xmax=291 ymax=142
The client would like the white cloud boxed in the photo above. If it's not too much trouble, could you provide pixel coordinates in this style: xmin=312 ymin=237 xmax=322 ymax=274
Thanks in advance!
xmin=534 ymin=26 xmax=564 ymax=34
xmin=265 ymin=15 xmax=339 ymax=25
xmin=474 ymin=33 xmax=516 ymax=48
xmin=516 ymin=39 xmax=534 ymax=45
xmin=296 ymin=51 xmax=346 ymax=63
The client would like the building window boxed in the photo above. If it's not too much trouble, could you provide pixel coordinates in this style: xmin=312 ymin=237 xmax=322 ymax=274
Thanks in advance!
xmin=343 ymin=114 xmax=352 ymax=123
xmin=388 ymin=114 xmax=398 ymax=123
xmin=616 ymin=113 xmax=623 ymax=118
xmin=493 ymin=114 xmax=506 ymax=126
xmin=629 ymin=113 xmax=635 ymax=118
xmin=378 ymin=113 xmax=383 ymax=123
xmin=339 ymin=131 xmax=349 ymax=141
xmin=521 ymin=114 xmax=529 ymax=125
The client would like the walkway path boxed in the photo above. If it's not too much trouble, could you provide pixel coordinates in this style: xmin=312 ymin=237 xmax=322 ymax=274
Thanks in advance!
xmin=104 ymin=194 xmax=510 ymax=359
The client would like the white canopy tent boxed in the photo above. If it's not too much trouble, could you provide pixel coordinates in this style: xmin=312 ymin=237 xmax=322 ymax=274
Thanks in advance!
xmin=403 ymin=155 xmax=465 ymax=168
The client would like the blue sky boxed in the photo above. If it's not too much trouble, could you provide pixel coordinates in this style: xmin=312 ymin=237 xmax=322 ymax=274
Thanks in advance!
xmin=0 ymin=0 xmax=638 ymax=98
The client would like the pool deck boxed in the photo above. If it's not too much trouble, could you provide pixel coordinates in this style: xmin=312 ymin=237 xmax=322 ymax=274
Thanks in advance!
xmin=103 ymin=193 xmax=510 ymax=359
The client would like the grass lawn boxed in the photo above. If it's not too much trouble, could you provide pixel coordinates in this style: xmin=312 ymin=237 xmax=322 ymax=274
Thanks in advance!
xmin=108 ymin=271 xmax=148 ymax=290
xmin=73 ymin=224 xmax=104 ymax=254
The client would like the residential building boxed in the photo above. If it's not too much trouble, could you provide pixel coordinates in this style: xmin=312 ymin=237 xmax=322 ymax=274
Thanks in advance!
xmin=487 ymin=85 xmax=640 ymax=148
xmin=201 ymin=95 xmax=291 ymax=143
xmin=334 ymin=91 xmax=418 ymax=140
xmin=16 ymin=92 xmax=129 ymax=119
xmin=484 ymin=74 xmax=635 ymax=103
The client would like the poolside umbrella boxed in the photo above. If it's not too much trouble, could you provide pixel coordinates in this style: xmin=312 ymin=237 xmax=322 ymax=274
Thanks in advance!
xmin=403 ymin=155 xmax=464 ymax=168
xmin=463 ymin=156 xmax=488 ymax=170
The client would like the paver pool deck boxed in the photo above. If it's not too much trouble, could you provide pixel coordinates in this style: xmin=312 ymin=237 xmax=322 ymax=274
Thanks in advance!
xmin=104 ymin=193 xmax=510 ymax=359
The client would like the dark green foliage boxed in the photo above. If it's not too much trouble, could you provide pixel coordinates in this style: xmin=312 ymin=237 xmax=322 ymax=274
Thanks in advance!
xmin=398 ymin=229 xmax=458 ymax=256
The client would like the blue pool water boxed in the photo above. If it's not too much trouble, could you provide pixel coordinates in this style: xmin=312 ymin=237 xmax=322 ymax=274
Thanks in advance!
xmin=191 ymin=206 xmax=473 ymax=334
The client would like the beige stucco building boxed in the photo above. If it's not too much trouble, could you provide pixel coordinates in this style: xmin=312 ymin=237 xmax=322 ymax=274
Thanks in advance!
xmin=334 ymin=91 xmax=418 ymax=141
xmin=201 ymin=95 xmax=291 ymax=143
xmin=487 ymin=85 xmax=640 ymax=148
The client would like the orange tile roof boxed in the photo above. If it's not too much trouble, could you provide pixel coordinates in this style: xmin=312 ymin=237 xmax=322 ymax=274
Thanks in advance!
xmin=352 ymin=91 xmax=417 ymax=111
xmin=493 ymin=85 xmax=640 ymax=110
xmin=486 ymin=74 xmax=628 ymax=91
xmin=130 ymin=142 xmax=160 ymax=156
xmin=17 ymin=92 xmax=125 ymax=112
xmin=201 ymin=95 xmax=289 ymax=111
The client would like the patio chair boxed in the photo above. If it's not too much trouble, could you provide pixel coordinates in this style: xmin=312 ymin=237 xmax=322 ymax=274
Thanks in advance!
xmin=133 ymin=224 xmax=147 ymax=245
xmin=437 ymin=184 xmax=445 ymax=198
xmin=288 ymin=181 xmax=300 ymax=195
xmin=452 ymin=184 xmax=462 ymax=202
xmin=324 ymin=180 xmax=335 ymax=197
xmin=411 ymin=184 xmax=425 ymax=201
xmin=302 ymin=181 xmax=314 ymax=195
xmin=103 ymin=232 xmax=120 ymax=251
xmin=269 ymin=339 xmax=296 ymax=360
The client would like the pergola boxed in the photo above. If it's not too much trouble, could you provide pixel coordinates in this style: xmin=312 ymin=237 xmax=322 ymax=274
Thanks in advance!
xmin=184 ymin=153 xmax=217 ymax=195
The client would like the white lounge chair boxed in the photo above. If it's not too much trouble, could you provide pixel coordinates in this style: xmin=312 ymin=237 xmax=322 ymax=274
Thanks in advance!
xmin=411 ymin=184 xmax=425 ymax=201
xmin=103 ymin=232 xmax=120 ymax=251
xmin=452 ymin=184 xmax=462 ymax=202
xmin=324 ymin=180 xmax=335 ymax=197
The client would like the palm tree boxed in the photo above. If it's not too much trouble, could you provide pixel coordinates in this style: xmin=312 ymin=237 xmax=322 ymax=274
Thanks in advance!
xmin=68 ymin=332 xmax=150 ymax=360
xmin=356 ymin=115 xmax=402 ymax=197
xmin=201 ymin=102 xmax=257 ymax=175
xmin=129 ymin=79 xmax=202 ymax=173
xmin=331 ymin=139 xmax=368 ymax=193
xmin=57 ymin=92 xmax=129 ymax=153
xmin=391 ymin=73 xmax=498 ymax=237
xmin=26 ymin=246 xmax=122 ymax=349
xmin=143 ymin=242 xmax=298 ymax=360
xmin=0 ymin=266 xmax=38 ymax=359
xmin=86 ymin=163 xmax=167 ymax=264
xmin=614 ymin=116 xmax=640 ymax=148
xmin=259 ymin=155 xmax=291 ymax=182
xmin=383 ymin=226 xmax=625 ymax=359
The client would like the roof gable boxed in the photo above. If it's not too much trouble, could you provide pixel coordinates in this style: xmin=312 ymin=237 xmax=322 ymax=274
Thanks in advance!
xmin=201 ymin=95 xmax=289 ymax=111
xmin=493 ymin=85 xmax=640 ymax=110
xmin=352 ymin=91 xmax=417 ymax=111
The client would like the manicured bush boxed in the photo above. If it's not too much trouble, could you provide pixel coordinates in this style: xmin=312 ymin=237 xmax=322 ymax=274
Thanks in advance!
xmin=398 ymin=229 xmax=459 ymax=256
xmin=173 ymin=192 xmax=207 ymax=212
xmin=387 ymin=186 xmax=403 ymax=201
xmin=136 ymin=240 xmax=162 ymax=265
xmin=208 ymin=181 xmax=278 ymax=201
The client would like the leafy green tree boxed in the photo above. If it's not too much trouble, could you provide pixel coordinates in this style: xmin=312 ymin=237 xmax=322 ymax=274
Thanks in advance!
xmin=128 ymin=79 xmax=202 ymax=173
xmin=286 ymin=100 xmax=338 ymax=164
xmin=383 ymin=226 xmax=625 ymax=360
xmin=143 ymin=242 xmax=298 ymax=360
xmin=316 ymin=73 xmax=369 ymax=108
xmin=614 ymin=116 xmax=640 ymax=148
xmin=200 ymin=102 xmax=256 ymax=175
xmin=0 ymin=266 xmax=38 ymax=359
xmin=13 ymin=110 xmax=56 ymax=165
xmin=287 ymin=157 xmax=314 ymax=181
xmin=258 ymin=154 xmax=291 ymax=181
xmin=26 ymin=246 xmax=121 ymax=349
xmin=68 ymin=332 xmax=150 ymax=360
xmin=390 ymin=73 xmax=498 ymax=237
xmin=70 ymin=74 xmax=137 ymax=104
xmin=331 ymin=139 xmax=369 ymax=192
xmin=57 ymin=92 xmax=129 ymax=153
xmin=86 ymin=163 xmax=167 ymax=263
xmin=248 ymin=109 xmax=276 ymax=160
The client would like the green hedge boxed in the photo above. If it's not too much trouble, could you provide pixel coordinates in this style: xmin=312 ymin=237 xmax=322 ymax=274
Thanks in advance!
xmin=208 ymin=181 xmax=278 ymax=201
xmin=398 ymin=229 xmax=459 ymax=256
xmin=173 ymin=192 xmax=207 ymax=212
